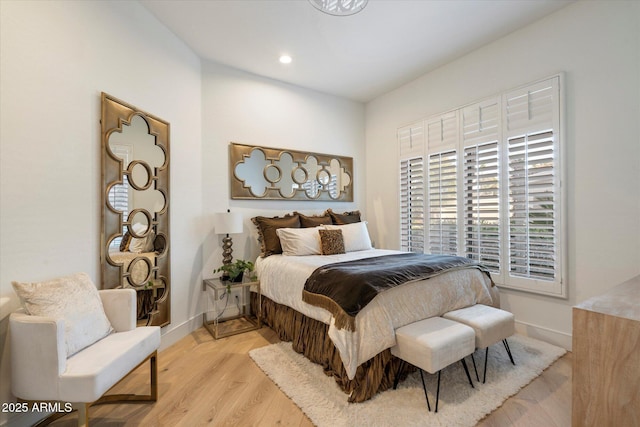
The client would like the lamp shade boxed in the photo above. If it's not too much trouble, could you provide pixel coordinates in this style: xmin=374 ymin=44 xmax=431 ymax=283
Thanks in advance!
xmin=214 ymin=212 xmax=243 ymax=235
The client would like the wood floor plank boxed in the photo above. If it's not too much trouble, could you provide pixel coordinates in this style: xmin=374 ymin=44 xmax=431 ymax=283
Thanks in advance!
xmin=477 ymin=352 xmax=572 ymax=427
xmin=48 ymin=327 xmax=571 ymax=426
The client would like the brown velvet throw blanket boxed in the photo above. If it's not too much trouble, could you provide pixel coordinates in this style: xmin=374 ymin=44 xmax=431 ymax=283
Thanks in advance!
xmin=302 ymin=253 xmax=491 ymax=331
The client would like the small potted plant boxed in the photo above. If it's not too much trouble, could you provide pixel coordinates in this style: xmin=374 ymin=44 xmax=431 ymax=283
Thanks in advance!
xmin=215 ymin=259 xmax=255 ymax=284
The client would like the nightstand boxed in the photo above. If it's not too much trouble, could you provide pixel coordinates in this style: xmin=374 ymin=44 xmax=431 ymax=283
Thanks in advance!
xmin=202 ymin=278 xmax=261 ymax=339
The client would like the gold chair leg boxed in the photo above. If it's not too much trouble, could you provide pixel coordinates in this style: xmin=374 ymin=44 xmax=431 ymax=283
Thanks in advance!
xmin=150 ymin=350 xmax=158 ymax=401
xmin=94 ymin=350 xmax=158 ymax=404
xmin=77 ymin=403 xmax=89 ymax=427
xmin=30 ymin=351 xmax=158 ymax=426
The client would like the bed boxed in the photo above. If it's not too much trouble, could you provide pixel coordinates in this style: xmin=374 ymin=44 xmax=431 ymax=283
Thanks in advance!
xmin=251 ymin=211 xmax=499 ymax=402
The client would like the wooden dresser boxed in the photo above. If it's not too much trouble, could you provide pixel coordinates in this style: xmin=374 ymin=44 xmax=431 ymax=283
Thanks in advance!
xmin=572 ymin=275 xmax=640 ymax=426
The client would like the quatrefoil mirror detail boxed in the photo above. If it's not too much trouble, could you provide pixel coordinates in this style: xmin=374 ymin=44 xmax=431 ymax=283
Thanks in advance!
xmin=230 ymin=143 xmax=353 ymax=201
xmin=101 ymin=93 xmax=170 ymax=328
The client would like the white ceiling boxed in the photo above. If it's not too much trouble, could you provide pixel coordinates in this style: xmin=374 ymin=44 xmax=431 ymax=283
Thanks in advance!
xmin=140 ymin=0 xmax=572 ymax=102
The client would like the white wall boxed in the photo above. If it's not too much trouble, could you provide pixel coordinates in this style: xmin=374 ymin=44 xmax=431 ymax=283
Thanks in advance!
xmin=365 ymin=0 xmax=640 ymax=349
xmin=0 ymin=2 xmax=364 ymax=423
xmin=2 ymin=0 xmax=636 ymax=423
xmin=0 ymin=1 xmax=202 ymax=425
xmin=200 ymin=62 xmax=365 ymax=278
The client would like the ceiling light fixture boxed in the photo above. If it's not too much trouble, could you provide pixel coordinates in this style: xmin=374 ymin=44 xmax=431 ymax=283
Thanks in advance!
xmin=309 ymin=0 xmax=368 ymax=16
xmin=279 ymin=55 xmax=292 ymax=64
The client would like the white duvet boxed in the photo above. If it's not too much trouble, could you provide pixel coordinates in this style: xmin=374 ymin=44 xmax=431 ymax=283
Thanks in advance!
xmin=256 ymin=249 xmax=498 ymax=379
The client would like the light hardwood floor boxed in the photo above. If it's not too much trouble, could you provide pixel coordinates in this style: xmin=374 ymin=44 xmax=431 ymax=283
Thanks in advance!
xmin=49 ymin=326 xmax=572 ymax=426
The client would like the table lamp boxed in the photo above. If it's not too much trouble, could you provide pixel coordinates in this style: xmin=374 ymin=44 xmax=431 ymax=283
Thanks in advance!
xmin=214 ymin=210 xmax=244 ymax=276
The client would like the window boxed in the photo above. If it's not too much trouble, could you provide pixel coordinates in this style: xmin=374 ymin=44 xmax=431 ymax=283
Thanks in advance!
xmin=461 ymin=99 xmax=501 ymax=272
xmin=428 ymin=150 xmax=457 ymax=255
xmin=398 ymin=75 xmax=564 ymax=297
xmin=400 ymin=157 xmax=425 ymax=252
xmin=507 ymin=131 xmax=556 ymax=282
xmin=425 ymin=111 xmax=459 ymax=255
xmin=398 ymin=122 xmax=425 ymax=253
xmin=463 ymin=141 xmax=500 ymax=271
xmin=107 ymin=144 xmax=132 ymax=251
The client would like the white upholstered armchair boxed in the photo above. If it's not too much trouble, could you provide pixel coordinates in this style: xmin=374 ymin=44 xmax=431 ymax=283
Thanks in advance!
xmin=10 ymin=286 xmax=160 ymax=426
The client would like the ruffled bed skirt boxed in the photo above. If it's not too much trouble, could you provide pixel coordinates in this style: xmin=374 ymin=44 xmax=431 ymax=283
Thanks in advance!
xmin=251 ymin=293 xmax=406 ymax=403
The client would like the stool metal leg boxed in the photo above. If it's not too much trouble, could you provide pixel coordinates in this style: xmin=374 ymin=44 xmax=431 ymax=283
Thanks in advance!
xmin=393 ymin=359 xmax=406 ymax=390
xmin=435 ymin=370 xmax=441 ymax=413
xmin=483 ymin=340 xmax=515 ymax=384
xmin=419 ymin=369 xmax=431 ymax=412
xmin=483 ymin=347 xmax=489 ymax=384
xmin=503 ymin=339 xmax=515 ymax=365
xmin=470 ymin=352 xmax=480 ymax=382
xmin=461 ymin=358 xmax=475 ymax=388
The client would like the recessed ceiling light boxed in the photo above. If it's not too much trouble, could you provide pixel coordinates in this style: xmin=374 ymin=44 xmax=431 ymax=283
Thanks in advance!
xmin=279 ymin=55 xmax=292 ymax=64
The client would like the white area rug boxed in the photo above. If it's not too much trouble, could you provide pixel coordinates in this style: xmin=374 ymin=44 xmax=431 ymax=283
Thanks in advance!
xmin=249 ymin=334 xmax=566 ymax=427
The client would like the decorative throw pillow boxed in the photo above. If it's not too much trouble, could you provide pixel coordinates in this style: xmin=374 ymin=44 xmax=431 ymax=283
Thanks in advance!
xmin=153 ymin=234 xmax=166 ymax=253
xmin=326 ymin=209 xmax=361 ymax=225
xmin=276 ymin=227 xmax=322 ymax=256
xmin=319 ymin=229 xmax=346 ymax=255
xmin=295 ymin=212 xmax=333 ymax=228
xmin=119 ymin=231 xmax=132 ymax=252
xmin=323 ymin=221 xmax=372 ymax=252
xmin=144 ymin=230 xmax=156 ymax=252
xmin=252 ymin=214 xmax=301 ymax=257
xmin=12 ymin=272 xmax=114 ymax=357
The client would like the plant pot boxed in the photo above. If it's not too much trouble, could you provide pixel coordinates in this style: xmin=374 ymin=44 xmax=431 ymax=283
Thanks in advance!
xmin=230 ymin=272 xmax=243 ymax=283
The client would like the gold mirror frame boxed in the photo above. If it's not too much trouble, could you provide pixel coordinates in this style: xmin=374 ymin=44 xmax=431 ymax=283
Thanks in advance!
xmin=230 ymin=143 xmax=354 ymax=201
xmin=100 ymin=93 xmax=170 ymax=327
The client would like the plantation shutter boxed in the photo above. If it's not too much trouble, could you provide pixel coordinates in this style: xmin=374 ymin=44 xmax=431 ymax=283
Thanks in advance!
xmin=397 ymin=75 xmax=563 ymax=297
xmin=108 ymin=144 xmax=131 ymax=250
xmin=399 ymin=122 xmax=425 ymax=253
xmin=426 ymin=112 xmax=458 ymax=151
xmin=425 ymin=112 xmax=458 ymax=255
xmin=428 ymin=150 xmax=458 ymax=255
xmin=462 ymin=99 xmax=501 ymax=272
xmin=400 ymin=157 xmax=425 ymax=252
xmin=507 ymin=131 xmax=556 ymax=280
xmin=398 ymin=121 xmax=424 ymax=159
xmin=504 ymin=77 xmax=562 ymax=290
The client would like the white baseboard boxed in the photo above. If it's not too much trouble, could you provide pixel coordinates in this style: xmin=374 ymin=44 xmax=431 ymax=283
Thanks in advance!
xmin=158 ymin=314 xmax=203 ymax=351
xmin=514 ymin=320 xmax=572 ymax=351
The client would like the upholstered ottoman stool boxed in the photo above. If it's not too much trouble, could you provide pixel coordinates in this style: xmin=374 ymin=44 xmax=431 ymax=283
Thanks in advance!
xmin=443 ymin=304 xmax=515 ymax=383
xmin=391 ymin=316 xmax=476 ymax=412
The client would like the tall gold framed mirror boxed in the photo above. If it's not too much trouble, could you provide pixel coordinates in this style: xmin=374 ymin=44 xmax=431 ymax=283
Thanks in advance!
xmin=100 ymin=93 xmax=170 ymax=327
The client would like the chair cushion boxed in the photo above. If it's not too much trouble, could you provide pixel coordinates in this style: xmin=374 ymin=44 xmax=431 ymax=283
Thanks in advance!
xmin=443 ymin=304 xmax=515 ymax=348
xmin=391 ymin=317 xmax=475 ymax=373
xmin=12 ymin=273 xmax=114 ymax=357
xmin=59 ymin=326 xmax=160 ymax=402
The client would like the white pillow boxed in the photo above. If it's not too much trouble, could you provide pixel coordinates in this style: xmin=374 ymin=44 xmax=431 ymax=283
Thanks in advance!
xmin=323 ymin=222 xmax=373 ymax=252
xmin=12 ymin=272 xmax=114 ymax=357
xmin=129 ymin=223 xmax=154 ymax=253
xmin=276 ymin=227 xmax=322 ymax=256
